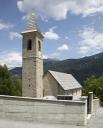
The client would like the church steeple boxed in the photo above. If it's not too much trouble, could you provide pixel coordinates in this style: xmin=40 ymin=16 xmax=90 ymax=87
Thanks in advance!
xmin=22 ymin=13 xmax=43 ymax=38
xmin=26 ymin=13 xmax=40 ymax=32
xmin=21 ymin=12 xmax=44 ymax=98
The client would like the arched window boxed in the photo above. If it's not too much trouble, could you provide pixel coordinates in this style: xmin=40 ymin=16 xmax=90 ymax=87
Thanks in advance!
xmin=27 ymin=39 xmax=32 ymax=50
xmin=38 ymin=41 xmax=41 ymax=51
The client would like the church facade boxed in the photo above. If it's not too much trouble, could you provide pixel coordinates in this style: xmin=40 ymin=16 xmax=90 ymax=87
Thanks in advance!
xmin=21 ymin=13 xmax=82 ymax=98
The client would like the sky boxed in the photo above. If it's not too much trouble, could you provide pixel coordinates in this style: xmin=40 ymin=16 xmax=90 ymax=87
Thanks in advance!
xmin=0 ymin=0 xmax=103 ymax=67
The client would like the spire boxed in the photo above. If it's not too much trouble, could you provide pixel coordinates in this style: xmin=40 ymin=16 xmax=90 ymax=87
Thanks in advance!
xmin=26 ymin=13 xmax=40 ymax=32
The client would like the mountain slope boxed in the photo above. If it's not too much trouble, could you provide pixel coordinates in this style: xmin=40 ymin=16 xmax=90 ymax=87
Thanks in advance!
xmin=10 ymin=52 xmax=103 ymax=84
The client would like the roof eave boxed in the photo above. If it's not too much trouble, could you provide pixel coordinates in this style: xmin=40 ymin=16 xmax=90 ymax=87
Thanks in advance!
xmin=64 ymin=87 xmax=82 ymax=91
xmin=21 ymin=30 xmax=44 ymax=38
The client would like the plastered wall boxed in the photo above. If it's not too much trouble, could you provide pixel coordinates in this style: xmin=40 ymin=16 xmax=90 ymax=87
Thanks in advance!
xmin=0 ymin=95 xmax=87 ymax=126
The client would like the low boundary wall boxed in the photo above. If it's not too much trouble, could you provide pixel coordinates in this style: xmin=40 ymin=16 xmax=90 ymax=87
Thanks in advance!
xmin=0 ymin=95 xmax=87 ymax=126
xmin=93 ymin=98 xmax=100 ymax=112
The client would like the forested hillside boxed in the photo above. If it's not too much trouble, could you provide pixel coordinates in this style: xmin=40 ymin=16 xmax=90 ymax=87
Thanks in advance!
xmin=11 ymin=52 xmax=103 ymax=84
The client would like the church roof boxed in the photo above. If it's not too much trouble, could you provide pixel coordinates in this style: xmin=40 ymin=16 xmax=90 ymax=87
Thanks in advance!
xmin=49 ymin=70 xmax=82 ymax=90
xmin=26 ymin=13 xmax=41 ymax=32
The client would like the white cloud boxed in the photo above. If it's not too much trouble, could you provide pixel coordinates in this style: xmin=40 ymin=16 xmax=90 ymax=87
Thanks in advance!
xmin=44 ymin=52 xmax=60 ymax=59
xmin=44 ymin=27 xmax=60 ymax=40
xmin=0 ymin=51 xmax=22 ymax=68
xmin=79 ymin=27 xmax=103 ymax=55
xmin=57 ymin=44 xmax=69 ymax=51
xmin=22 ymin=14 xmax=31 ymax=21
xmin=22 ymin=15 xmax=28 ymax=20
xmin=9 ymin=32 xmax=22 ymax=40
xmin=49 ymin=52 xmax=60 ymax=58
xmin=0 ymin=21 xmax=14 ymax=30
xmin=43 ymin=54 xmax=48 ymax=59
xmin=65 ymin=36 xmax=69 ymax=40
xmin=17 ymin=0 xmax=103 ymax=20
xmin=40 ymin=15 xmax=48 ymax=22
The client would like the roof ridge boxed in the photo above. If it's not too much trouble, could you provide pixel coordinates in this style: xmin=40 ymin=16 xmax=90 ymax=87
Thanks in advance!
xmin=49 ymin=70 xmax=71 ymax=75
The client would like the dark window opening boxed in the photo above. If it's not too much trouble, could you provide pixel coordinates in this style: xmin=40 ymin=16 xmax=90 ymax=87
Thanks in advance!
xmin=57 ymin=95 xmax=73 ymax=100
xmin=38 ymin=41 xmax=41 ymax=51
xmin=43 ymin=89 xmax=44 ymax=97
xmin=27 ymin=39 xmax=32 ymax=50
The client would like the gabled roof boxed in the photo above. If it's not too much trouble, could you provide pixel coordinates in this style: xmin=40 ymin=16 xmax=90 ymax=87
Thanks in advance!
xmin=49 ymin=70 xmax=82 ymax=91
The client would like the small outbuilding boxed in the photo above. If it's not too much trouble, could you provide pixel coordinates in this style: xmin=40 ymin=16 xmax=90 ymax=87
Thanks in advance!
xmin=43 ymin=70 xmax=82 ymax=97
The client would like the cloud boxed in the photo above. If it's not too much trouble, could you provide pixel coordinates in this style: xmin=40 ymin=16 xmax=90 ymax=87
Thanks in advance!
xmin=79 ymin=27 xmax=103 ymax=55
xmin=17 ymin=0 xmax=103 ymax=20
xmin=49 ymin=52 xmax=60 ymax=58
xmin=44 ymin=27 xmax=60 ymax=40
xmin=65 ymin=36 xmax=69 ymax=40
xmin=43 ymin=54 xmax=48 ymax=59
xmin=57 ymin=44 xmax=69 ymax=51
xmin=0 ymin=51 xmax=22 ymax=68
xmin=43 ymin=52 xmax=60 ymax=59
xmin=9 ymin=32 xmax=22 ymax=40
xmin=22 ymin=13 xmax=49 ymax=23
xmin=0 ymin=21 xmax=14 ymax=30
xmin=22 ymin=15 xmax=29 ymax=20
xmin=40 ymin=15 xmax=48 ymax=22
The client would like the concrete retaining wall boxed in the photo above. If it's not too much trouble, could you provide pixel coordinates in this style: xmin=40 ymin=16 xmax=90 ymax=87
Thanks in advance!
xmin=93 ymin=98 xmax=100 ymax=112
xmin=0 ymin=95 xmax=87 ymax=126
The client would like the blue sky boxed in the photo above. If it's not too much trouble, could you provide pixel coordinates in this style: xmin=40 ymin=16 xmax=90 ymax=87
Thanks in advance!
xmin=0 ymin=0 xmax=103 ymax=67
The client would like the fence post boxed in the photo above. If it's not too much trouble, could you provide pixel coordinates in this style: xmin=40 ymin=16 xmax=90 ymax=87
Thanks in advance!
xmin=88 ymin=92 xmax=93 ymax=114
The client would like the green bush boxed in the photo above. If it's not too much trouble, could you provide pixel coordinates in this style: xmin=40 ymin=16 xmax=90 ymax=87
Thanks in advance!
xmin=83 ymin=75 xmax=103 ymax=102
xmin=0 ymin=65 xmax=22 ymax=96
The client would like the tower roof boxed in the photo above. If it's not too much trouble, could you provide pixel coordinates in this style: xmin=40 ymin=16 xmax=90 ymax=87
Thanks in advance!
xmin=26 ymin=13 xmax=40 ymax=32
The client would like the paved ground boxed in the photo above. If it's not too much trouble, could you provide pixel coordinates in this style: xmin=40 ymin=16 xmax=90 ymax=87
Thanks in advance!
xmin=0 ymin=108 xmax=103 ymax=128
xmin=87 ymin=107 xmax=103 ymax=128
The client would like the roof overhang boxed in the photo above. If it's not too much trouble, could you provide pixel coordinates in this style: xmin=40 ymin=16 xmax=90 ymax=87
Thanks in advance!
xmin=21 ymin=30 xmax=44 ymax=38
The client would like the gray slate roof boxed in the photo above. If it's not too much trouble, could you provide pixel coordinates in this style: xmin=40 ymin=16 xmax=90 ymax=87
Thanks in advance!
xmin=49 ymin=70 xmax=82 ymax=90
xmin=26 ymin=13 xmax=40 ymax=32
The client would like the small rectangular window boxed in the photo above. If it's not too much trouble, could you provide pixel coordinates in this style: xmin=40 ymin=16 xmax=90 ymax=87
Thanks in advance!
xmin=38 ymin=41 xmax=41 ymax=51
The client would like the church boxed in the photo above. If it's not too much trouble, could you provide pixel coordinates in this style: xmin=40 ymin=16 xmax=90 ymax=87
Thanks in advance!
xmin=21 ymin=13 xmax=82 ymax=98
xmin=0 ymin=12 xmax=100 ymax=127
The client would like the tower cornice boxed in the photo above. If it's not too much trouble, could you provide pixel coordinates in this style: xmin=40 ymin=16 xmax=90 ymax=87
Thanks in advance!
xmin=21 ymin=30 xmax=44 ymax=38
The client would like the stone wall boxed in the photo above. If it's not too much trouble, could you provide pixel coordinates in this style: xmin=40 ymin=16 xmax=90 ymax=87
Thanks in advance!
xmin=0 ymin=95 xmax=87 ymax=126
xmin=93 ymin=98 xmax=100 ymax=112
xmin=22 ymin=31 xmax=43 ymax=98
xmin=43 ymin=72 xmax=64 ymax=96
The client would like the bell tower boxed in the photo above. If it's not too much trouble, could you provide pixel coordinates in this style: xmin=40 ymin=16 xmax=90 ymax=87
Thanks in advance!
xmin=21 ymin=13 xmax=44 ymax=98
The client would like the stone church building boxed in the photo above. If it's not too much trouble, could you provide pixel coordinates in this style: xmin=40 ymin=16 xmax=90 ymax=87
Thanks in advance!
xmin=43 ymin=70 xmax=82 ymax=97
xmin=21 ymin=13 xmax=82 ymax=98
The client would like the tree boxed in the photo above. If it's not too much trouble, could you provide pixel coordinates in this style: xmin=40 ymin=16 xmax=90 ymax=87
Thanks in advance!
xmin=83 ymin=75 xmax=103 ymax=102
xmin=0 ymin=65 xmax=22 ymax=96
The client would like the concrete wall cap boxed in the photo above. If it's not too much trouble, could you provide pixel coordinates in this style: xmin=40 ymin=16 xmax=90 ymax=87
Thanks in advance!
xmin=88 ymin=92 xmax=93 ymax=94
xmin=0 ymin=95 xmax=86 ymax=104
